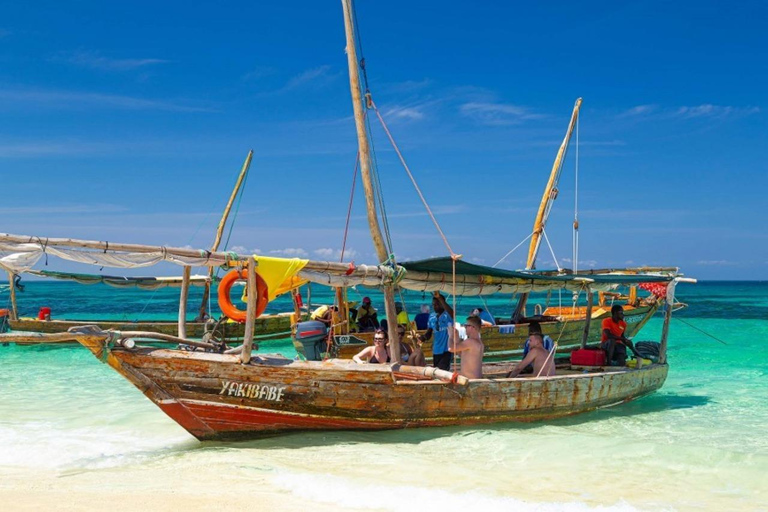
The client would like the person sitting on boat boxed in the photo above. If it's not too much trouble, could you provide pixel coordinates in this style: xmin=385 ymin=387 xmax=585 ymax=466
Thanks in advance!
xmin=407 ymin=329 xmax=426 ymax=367
xmin=357 ymin=297 xmax=379 ymax=331
xmin=471 ymin=308 xmax=496 ymax=326
xmin=395 ymin=302 xmax=409 ymax=326
xmin=381 ymin=301 xmax=410 ymax=332
xmin=353 ymin=328 xmax=390 ymax=364
xmin=522 ymin=321 xmax=554 ymax=358
xmin=391 ymin=324 xmax=412 ymax=363
xmin=414 ymin=304 xmax=431 ymax=330
xmin=507 ymin=333 xmax=555 ymax=378
xmin=417 ymin=292 xmax=454 ymax=371
xmin=447 ymin=315 xmax=484 ymax=379
xmin=601 ymin=305 xmax=636 ymax=366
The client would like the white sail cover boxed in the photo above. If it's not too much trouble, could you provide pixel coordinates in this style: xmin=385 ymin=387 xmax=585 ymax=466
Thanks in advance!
xmin=0 ymin=242 xmax=218 ymax=273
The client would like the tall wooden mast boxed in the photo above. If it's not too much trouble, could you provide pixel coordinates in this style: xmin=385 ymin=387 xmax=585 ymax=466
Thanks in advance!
xmin=197 ymin=150 xmax=253 ymax=321
xmin=340 ymin=0 xmax=400 ymax=360
xmin=513 ymin=98 xmax=582 ymax=321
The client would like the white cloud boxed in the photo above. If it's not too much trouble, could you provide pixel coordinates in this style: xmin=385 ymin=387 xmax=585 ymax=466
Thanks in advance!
xmin=283 ymin=65 xmax=334 ymax=90
xmin=0 ymin=204 xmax=127 ymax=214
xmin=384 ymin=106 xmax=425 ymax=121
xmin=673 ymin=104 xmax=760 ymax=119
xmin=59 ymin=50 xmax=168 ymax=71
xmin=269 ymin=248 xmax=308 ymax=257
xmin=619 ymin=103 xmax=759 ymax=120
xmin=470 ymin=257 xmax=486 ymax=264
xmin=229 ymin=245 xmax=261 ymax=255
xmin=696 ymin=260 xmax=736 ymax=266
xmin=619 ymin=104 xmax=659 ymax=117
xmin=313 ymin=247 xmax=358 ymax=260
xmin=460 ymin=102 xmax=544 ymax=125
xmin=0 ymin=88 xmax=216 ymax=112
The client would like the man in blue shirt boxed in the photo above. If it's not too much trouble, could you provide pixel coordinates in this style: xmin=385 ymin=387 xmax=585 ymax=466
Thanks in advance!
xmin=417 ymin=293 xmax=454 ymax=371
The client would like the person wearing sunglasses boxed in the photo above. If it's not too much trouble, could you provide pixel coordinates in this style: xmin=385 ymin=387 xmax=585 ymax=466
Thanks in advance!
xmin=447 ymin=315 xmax=484 ymax=379
xmin=353 ymin=329 xmax=391 ymax=364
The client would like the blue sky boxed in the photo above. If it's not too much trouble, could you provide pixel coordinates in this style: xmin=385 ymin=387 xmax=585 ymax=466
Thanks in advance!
xmin=1 ymin=1 xmax=766 ymax=279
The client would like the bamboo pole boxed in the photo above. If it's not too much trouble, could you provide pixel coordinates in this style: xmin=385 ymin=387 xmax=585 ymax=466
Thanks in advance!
xmin=513 ymin=98 xmax=583 ymax=321
xmin=340 ymin=0 xmax=400 ymax=361
xmin=241 ymin=261 xmax=257 ymax=364
xmin=7 ymin=271 xmax=18 ymax=321
xmin=581 ymin=289 xmax=593 ymax=348
xmin=0 ymin=233 xmax=249 ymax=265
xmin=198 ymin=150 xmax=254 ymax=321
xmin=178 ymin=266 xmax=191 ymax=338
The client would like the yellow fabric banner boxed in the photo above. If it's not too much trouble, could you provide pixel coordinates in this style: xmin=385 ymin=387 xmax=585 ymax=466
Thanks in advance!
xmin=253 ymin=255 xmax=308 ymax=301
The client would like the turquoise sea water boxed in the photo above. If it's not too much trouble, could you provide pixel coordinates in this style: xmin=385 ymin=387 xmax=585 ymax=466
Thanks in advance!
xmin=1 ymin=281 xmax=766 ymax=510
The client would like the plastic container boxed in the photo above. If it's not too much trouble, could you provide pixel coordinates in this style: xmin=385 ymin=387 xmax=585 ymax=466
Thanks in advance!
xmin=38 ymin=307 xmax=52 ymax=320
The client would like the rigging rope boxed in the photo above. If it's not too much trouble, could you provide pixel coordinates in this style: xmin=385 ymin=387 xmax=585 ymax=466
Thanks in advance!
xmin=340 ymin=152 xmax=361 ymax=262
xmin=493 ymin=232 xmax=533 ymax=268
xmin=541 ymin=229 xmax=562 ymax=272
xmin=370 ymin=100 xmax=456 ymax=258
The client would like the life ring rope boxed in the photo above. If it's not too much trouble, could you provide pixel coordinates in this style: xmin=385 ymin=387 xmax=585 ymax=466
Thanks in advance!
xmin=217 ymin=269 xmax=268 ymax=323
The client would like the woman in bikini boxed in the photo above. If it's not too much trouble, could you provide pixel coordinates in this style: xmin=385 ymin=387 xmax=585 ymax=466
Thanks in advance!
xmin=352 ymin=329 xmax=391 ymax=364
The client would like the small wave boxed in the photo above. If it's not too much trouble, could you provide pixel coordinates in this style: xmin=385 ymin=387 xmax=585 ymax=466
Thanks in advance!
xmin=270 ymin=470 xmax=640 ymax=512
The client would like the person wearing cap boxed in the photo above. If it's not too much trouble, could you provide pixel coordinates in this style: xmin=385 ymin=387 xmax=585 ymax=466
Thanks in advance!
xmin=417 ymin=292 xmax=454 ymax=371
xmin=357 ymin=296 xmax=379 ymax=332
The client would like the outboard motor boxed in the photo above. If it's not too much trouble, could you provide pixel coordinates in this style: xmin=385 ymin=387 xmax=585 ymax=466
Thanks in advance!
xmin=295 ymin=320 xmax=329 ymax=361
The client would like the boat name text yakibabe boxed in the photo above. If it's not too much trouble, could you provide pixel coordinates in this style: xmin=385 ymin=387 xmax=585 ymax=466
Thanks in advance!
xmin=220 ymin=380 xmax=286 ymax=401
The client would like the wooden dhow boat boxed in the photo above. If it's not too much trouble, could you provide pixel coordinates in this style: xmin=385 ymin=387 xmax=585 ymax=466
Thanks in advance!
xmin=0 ymin=232 xmax=689 ymax=440
xmin=0 ymin=1 xmax=692 ymax=441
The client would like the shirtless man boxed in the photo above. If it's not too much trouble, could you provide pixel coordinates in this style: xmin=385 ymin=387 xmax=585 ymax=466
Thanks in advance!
xmin=506 ymin=333 xmax=555 ymax=378
xmin=447 ymin=315 xmax=484 ymax=379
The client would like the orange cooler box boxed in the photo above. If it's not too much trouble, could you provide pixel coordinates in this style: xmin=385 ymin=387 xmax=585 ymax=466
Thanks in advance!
xmin=570 ymin=348 xmax=606 ymax=366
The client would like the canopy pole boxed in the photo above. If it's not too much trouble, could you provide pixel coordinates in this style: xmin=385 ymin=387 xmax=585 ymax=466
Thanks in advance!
xmin=178 ymin=266 xmax=191 ymax=338
xmin=8 ymin=271 xmax=18 ymax=321
xmin=241 ymin=261 xmax=258 ymax=364
xmin=341 ymin=0 xmax=400 ymax=360
xmin=198 ymin=151 xmax=253 ymax=321
xmin=581 ymin=288 xmax=593 ymax=348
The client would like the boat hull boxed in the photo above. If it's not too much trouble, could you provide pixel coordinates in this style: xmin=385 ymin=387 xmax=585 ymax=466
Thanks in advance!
xmin=81 ymin=340 xmax=668 ymax=441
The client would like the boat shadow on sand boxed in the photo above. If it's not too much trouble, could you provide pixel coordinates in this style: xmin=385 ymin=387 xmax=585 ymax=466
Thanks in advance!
xmin=198 ymin=392 xmax=712 ymax=451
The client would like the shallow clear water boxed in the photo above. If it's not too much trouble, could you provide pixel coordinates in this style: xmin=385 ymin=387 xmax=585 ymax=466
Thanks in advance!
xmin=1 ymin=281 xmax=766 ymax=510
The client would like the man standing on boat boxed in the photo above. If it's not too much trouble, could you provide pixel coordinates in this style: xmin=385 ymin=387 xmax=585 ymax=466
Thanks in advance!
xmin=417 ymin=293 xmax=454 ymax=371
xmin=601 ymin=305 xmax=635 ymax=366
xmin=448 ymin=315 xmax=484 ymax=379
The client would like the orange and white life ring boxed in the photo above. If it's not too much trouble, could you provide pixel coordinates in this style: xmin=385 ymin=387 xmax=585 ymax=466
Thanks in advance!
xmin=217 ymin=269 xmax=268 ymax=323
